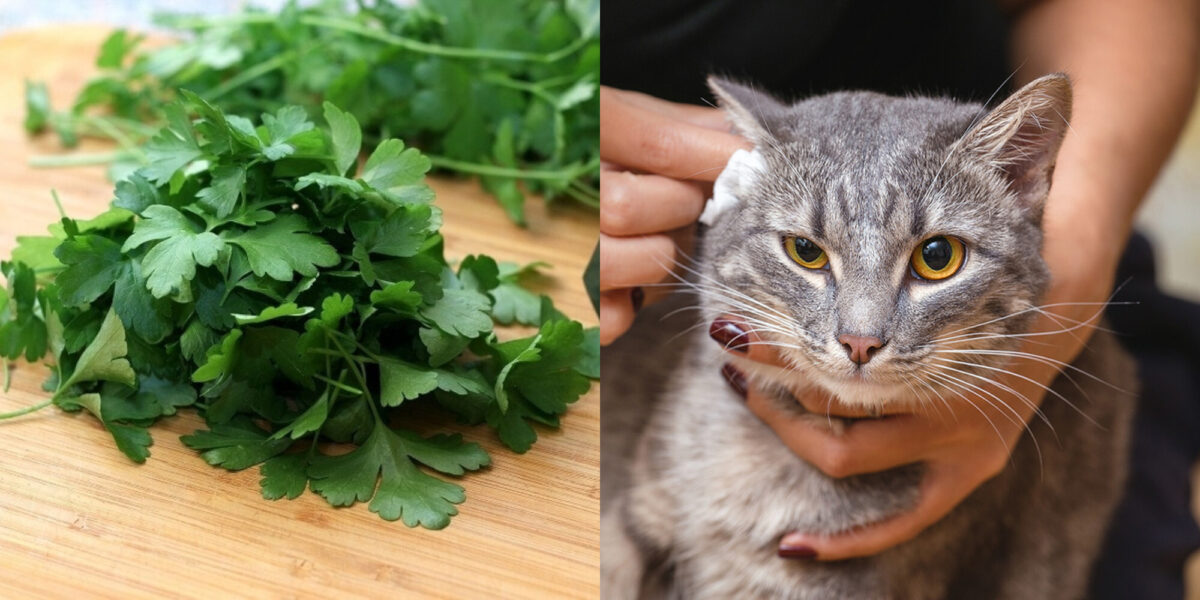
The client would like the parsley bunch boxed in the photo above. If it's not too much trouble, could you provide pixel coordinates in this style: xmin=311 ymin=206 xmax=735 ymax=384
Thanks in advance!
xmin=0 ymin=95 xmax=596 ymax=528
xmin=25 ymin=0 xmax=600 ymax=224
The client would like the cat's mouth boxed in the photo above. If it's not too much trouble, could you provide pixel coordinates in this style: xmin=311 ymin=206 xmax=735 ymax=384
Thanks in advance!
xmin=815 ymin=374 xmax=911 ymax=408
xmin=756 ymin=357 xmax=913 ymax=410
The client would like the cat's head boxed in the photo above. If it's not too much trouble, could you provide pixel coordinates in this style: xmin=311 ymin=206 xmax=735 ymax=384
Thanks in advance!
xmin=700 ymin=74 xmax=1072 ymax=408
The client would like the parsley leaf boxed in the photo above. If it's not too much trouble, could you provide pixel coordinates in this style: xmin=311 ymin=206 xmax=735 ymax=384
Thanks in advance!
xmin=420 ymin=288 xmax=492 ymax=338
xmin=352 ymin=204 xmax=434 ymax=258
xmin=55 ymin=235 xmax=124 ymax=306
xmin=323 ymin=101 xmax=362 ymax=176
xmin=182 ymin=419 xmax=292 ymax=470
xmin=196 ymin=165 xmax=246 ymax=218
xmin=379 ymin=358 xmax=439 ymax=406
xmin=260 ymin=454 xmax=309 ymax=500
xmin=140 ymin=103 xmax=203 ymax=185
xmin=61 ymin=309 xmax=136 ymax=390
xmin=308 ymin=422 xmax=489 ymax=529
xmin=4 ymin=94 xmax=596 ymax=527
xmin=225 ymin=215 xmax=339 ymax=281
xmin=27 ymin=0 xmax=600 ymax=222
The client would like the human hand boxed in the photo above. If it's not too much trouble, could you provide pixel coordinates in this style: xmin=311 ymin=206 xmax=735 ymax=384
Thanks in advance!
xmin=598 ymin=86 xmax=750 ymax=345
xmin=710 ymin=307 xmax=1091 ymax=561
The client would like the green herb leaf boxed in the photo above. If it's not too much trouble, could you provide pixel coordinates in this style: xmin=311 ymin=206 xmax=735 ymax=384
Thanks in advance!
xmin=196 ymin=165 xmax=246 ymax=218
xmin=182 ymin=419 xmax=292 ymax=470
xmin=379 ymin=358 xmax=438 ymax=406
xmin=63 ymin=309 xmax=136 ymax=389
xmin=308 ymin=422 xmax=488 ymax=529
xmin=323 ymin=101 xmax=362 ymax=176
xmin=420 ymin=288 xmax=492 ymax=338
xmin=140 ymin=103 xmax=203 ymax=185
xmin=260 ymin=454 xmax=309 ymax=500
xmin=7 ymin=90 xmax=595 ymax=526
xmin=226 ymin=215 xmax=339 ymax=281
xmin=55 ymin=235 xmax=124 ymax=306
xmin=361 ymin=139 xmax=434 ymax=203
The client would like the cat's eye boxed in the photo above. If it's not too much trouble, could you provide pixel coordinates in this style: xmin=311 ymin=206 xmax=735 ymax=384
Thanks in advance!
xmin=783 ymin=236 xmax=828 ymax=269
xmin=911 ymin=236 xmax=965 ymax=280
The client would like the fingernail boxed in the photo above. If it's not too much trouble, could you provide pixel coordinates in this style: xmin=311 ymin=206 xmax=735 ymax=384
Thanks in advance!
xmin=709 ymin=318 xmax=749 ymax=352
xmin=630 ymin=287 xmax=644 ymax=312
xmin=778 ymin=544 xmax=817 ymax=560
xmin=721 ymin=363 xmax=747 ymax=399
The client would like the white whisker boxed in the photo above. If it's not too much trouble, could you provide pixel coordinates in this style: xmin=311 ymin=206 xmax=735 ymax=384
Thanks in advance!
xmin=929 ymin=356 xmax=1101 ymax=430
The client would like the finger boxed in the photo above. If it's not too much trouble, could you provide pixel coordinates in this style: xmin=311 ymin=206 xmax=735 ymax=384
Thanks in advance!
xmin=601 ymin=87 xmax=750 ymax=182
xmin=777 ymin=461 xmax=982 ymax=561
xmin=599 ymin=233 xmax=676 ymax=291
xmin=607 ymin=87 xmax=730 ymax=130
xmin=745 ymin=390 xmax=943 ymax=478
xmin=600 ymin=171 xmax=706 ymax=236
xmin=708 ymin=315 xmax=788 ymax=365
xmin=600 ymin=289 xmax=638 ymax=346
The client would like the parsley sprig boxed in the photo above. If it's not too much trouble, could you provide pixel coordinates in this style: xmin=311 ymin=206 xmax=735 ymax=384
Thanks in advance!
xmin=0 ymin=96 xmax=596 ymax=528
xmin=25 ymin=0 xmax=600 ymax=224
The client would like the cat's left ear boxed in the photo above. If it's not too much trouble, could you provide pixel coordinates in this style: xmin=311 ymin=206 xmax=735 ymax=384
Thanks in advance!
xmin=708 ymin=76 xmax=789 ymax=144
xmin=960 ymin=73 xmax=1073 ymax=214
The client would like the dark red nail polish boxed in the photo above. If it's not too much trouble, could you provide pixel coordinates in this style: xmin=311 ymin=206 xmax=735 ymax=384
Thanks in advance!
xmin=778 ymin=545 xmax=817 ymax=559
xmin=630 ymin=287 xmax=644 ymax=312
xmin=709 ymin=319 xmax=749 ymax=352
xmin=721 ymin=363 xmax=748 ymax=399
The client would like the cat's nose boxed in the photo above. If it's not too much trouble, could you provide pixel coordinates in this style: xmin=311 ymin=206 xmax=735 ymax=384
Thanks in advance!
xmin=837 ymin=334 xmax=885 ymax=365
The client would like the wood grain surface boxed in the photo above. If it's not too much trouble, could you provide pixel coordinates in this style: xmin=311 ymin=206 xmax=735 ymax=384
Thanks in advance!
xmin=0 ymin=26 xmax=599 ymax=599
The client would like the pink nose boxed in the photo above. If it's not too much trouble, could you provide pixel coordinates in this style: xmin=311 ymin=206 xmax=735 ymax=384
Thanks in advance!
xmin=838 ymin=334 xmax=884 ymax=365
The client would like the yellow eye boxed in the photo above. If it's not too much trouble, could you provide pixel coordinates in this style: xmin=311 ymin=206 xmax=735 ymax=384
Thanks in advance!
xmin=911 ymin=236 xmax=966 ymax=280
xmin=784 ymin=236 xmax=828 ymax=269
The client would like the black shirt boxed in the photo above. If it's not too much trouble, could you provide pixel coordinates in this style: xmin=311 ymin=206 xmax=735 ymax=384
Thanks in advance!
xmin=602 ymin=0 xmax=1012 ymax=105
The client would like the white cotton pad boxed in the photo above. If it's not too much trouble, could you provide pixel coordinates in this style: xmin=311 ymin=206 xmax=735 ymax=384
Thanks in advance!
xmin=698 ymin=148 xmax=765 ymax=226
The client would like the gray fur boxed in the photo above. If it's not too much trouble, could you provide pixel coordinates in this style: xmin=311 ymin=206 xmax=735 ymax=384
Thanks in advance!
xmin=601 ymin=75 xmax=1135 ymax=599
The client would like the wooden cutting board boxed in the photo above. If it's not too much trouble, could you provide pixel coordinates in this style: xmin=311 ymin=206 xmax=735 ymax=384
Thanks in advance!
xmin=0 ymin=26 xmax=599 ymax=599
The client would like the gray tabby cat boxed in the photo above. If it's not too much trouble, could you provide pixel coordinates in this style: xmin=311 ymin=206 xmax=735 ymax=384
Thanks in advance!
xmin=601 ymin=74 xmax=1136 ymax=599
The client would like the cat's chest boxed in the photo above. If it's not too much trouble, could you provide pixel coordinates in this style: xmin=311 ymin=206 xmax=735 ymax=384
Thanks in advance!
xmin=654 ymin=336 xmax=922 ymax=539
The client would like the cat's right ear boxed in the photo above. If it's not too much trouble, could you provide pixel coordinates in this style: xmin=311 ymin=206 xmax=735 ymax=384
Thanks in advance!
xmin=959 ymin=73 xmax=1073 ymax=215
xmin=708 ymin=76 xmax=788 ymax=144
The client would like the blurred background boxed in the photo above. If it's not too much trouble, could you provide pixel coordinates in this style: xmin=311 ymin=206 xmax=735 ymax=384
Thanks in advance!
xmin=0 ymin=1 xmax=291 ymax=32
xmin=1138 ymin=85 xmax=1200 ymax=600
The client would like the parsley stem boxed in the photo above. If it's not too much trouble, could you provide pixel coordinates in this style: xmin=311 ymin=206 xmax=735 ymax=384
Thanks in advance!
xmin=351 ymin=341 xmax=388 ymax=365
xmin=207 ymin=51 xmax=296 ymax=101
xmin=538 ymin=74 xmax=587 ymax=89
xmin=166 ymin=13 xmax=588 ymax=63
xmin=50 ymin=190 xmax=67 ymax=220
xmin=481 ymin=73 xmax=557 ymax=105
xmin=563 ymin=186 xmax=599 ymax=209
xmin=313 ymin=373 xmax=363 ymax=395
xmin=29 ymin=151 xmax=134 ymax=168
xmin=0 ymin=398 xmax=52 ymax=420
xmin=570 ymin=179 xmax=600 ymax=199
xmin=324 ymin=329 xmax=381 ymax=422
xmin=79 ymin=116 xmax=147 ymax=160
xmin=322 ymin=331 xmax=386 ymax=365
xmin=427 ymin=155 xmax=579 ymax=181
xmin=298 ymin=15 xmax=580 ymax=63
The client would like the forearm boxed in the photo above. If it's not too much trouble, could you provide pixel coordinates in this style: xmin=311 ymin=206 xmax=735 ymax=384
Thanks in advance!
xmin=1011 ymin=0 xmax=1200 ymax=278
xmin=979 ymin=0 xmax=1200 ymax=410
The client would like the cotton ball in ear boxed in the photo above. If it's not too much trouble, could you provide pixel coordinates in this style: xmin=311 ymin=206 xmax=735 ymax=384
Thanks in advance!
xmin=699 ymin=149 xmax=765 ymax=226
